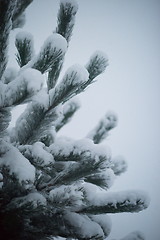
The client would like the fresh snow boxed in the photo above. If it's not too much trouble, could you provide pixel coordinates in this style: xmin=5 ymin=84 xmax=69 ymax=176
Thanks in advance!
xmin=83 ymin=185 xmax=150 ymax=209
xmin=49 ymin=137 xmax=111 ymax=165
xmin=64 ymin=211 xmax=104 ymax=239
xmin=29 ymin=142 xmax=54 ymax=166
xmin=49 ymin=184 xmax=83 ymax=207
xmin=62 ymin=64 xmax=89 ymax=85
xmin=90 ymin=214 xmax=112 ymax=237
xmin=22 ymin=68 xmax=44 ymax=93
xmin=16 ymin=31 xmax=34 ymax=42
xmin=41 ymin=33 xmax=67 ymax=54
xmin=0 ymin=140 xmax=35 ymax=186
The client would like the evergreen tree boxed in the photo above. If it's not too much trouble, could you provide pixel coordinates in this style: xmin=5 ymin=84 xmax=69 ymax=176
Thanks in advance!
xmin=0 ymin=0 xmax=149 ymax=239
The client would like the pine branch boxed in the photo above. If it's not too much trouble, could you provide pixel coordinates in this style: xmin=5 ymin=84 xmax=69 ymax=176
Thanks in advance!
xmin=48 ymin=0 xmax=80 ymax=91
xmin=85 ymin=51 xmax=109 ymax=83
xmin=77 ymin=190 xmax=150 ymax=215
xmin=0 ymin=0 xmax=16 ymax=79
xmin=47 ymin=59 xmax=63 ymax=90
xmin=49 ymin=64 xmax=89 ymax=108
xmin=84 ymin=169 xmax=115 ymax=190
xmin=15 ymin=31 xmax=34 ymax=67
xmin=56 ymin=0 xmax=78 ymax=43
xmin=87 ymin=111 xmax=118 ymax=144
xmin=12 ymin=0 xmax=33 ymax=29
xmin=29 ymin=34 xmax=67 ymax=74
xmin=55 ymin=98 xmax=80 ymax=132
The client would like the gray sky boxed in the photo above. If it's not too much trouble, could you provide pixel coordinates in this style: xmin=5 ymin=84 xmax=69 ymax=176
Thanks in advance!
xmin=9 ymin=0 xmax=160 ymax=239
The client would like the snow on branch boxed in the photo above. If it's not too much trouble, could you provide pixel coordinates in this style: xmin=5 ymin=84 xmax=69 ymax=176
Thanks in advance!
xmin=15 ymin=31 xmax=34 ymax=67
xmin=78 ymin=188 xmax=150 ymax=214
xmin=86 ymin=50 xmax=109 ymax=82
xmin=0 ymin=68 xmax=44 ymax=108
xmin=13 ymin=90 xmax=49 ymax=144
xmin=89 ymin=214 xmax=112 ymax=238
xmin=49 ymin=64 xmax=89 ymax=107
xmin=25 ymin=33 xmax=67 ymax=74
xmin=12 ymin=0 xmax=33 ymax=29
xmin=49 ymin=184 xmax=84 ymax=210
xmin=87 ymin=111 xmax=118 ymax=144
xmin=64 ymin=211 xmax=105 ymax=239
xmin=0 ymin=139 xmax=35 ymax=186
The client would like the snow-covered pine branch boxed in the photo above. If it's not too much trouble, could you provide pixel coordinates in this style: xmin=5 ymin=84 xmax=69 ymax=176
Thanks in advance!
xmin=55 ymin=98 xmax=81 ymax=132
xmin=12 ymin=0 xmax=33 ymax=29
xmin=87 ymin=111 xmax=118 ymax=144
xmin=77 ymin=188 xmax=150 ymax=214
xmin=0 ymin=68 xmax=43 ymax=108
xmin=47 ymin=0 xmax=79 ymax=90
xmin=0 ymin=0 xmax=150 ymax=239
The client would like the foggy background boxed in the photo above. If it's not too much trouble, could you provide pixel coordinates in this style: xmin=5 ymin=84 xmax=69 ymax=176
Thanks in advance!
xmin=9 ymin=0 xmax=160 ymax=239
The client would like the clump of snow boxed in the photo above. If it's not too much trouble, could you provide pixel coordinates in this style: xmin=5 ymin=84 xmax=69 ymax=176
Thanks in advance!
xmin=0 ymin=140 xmax=35 ymax=187
xmin=21 ymin=68 xmax=44 ymax=93
xmin=2 ymin=67 xmax=18 ymax=84
xmin=16 ymin=31 xmax=33 ymax=42
xmin=32 ymin=88 xmax=49 ymax=110
xmin=31 ymin=142 xmax=54 ymax=166
xmin=90 ymin=214 xmax=112 ymax=237
xmin=62 ymin=64 xmax=89 ymax=85
xmin=64 ymin=211 xmax=104 ymax=239
xmin=60 ymin=0 xmax=79 ymax=14
xmin=83 ymin=186 xmax=150 ymax=210
xmin=49 ymin=137 xmax=111 ymax=166
xmin=41 ymin=33 xmax=67 ymax=55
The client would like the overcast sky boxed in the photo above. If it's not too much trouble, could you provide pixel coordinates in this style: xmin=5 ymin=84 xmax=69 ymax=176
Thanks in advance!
xmin=9 ymin=0 xmax=160 ymax=239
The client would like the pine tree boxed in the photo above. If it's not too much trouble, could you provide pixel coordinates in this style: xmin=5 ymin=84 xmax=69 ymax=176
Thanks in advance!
xmin=0 ymin=1 xmax=149 ymax=240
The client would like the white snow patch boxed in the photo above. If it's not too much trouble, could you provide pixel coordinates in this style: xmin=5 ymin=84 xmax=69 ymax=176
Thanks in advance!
xmin=42 ymin=33 xmax=67 ymax=54
xmin=16 ymin=31 xmax=33 ymax=42
xmin=31 ymin=142 xmax=54 ymax=166
xmin=0 ymin=140 xmax=35 ymax=186
xmin=49 ymin=137 xmax=111 ymax=165
xmin=83 ymin=185 xmax=150 ymax=209
xmin=21 ymin=68 xmax=44 ymax=93
xmin=91 ymin=214 xmax=112 ymax=237
xmin=64 ymin=211 xmax=104 ymax=239
xmin=63 ymin=64 xmax=89 ymax=85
